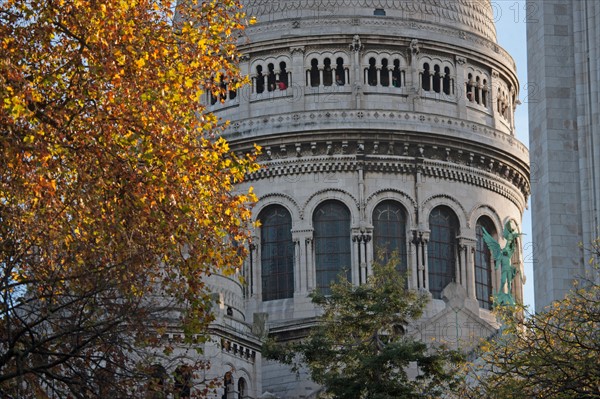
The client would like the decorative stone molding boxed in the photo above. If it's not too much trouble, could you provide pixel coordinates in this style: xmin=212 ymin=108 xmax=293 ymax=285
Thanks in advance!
xmin=350 ymin=35 xmax=363 ymax=52
xmin=242 ymin=0 xmax=497 ymax=41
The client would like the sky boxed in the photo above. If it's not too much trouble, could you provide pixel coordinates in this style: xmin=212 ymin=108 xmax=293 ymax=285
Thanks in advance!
xmin=493 ymin=0 xmax=535 ymax=311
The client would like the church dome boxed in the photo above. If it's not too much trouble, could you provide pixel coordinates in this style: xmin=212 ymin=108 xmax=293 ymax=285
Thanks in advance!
xmin=242 ymin=0 xmax=497 ymax=42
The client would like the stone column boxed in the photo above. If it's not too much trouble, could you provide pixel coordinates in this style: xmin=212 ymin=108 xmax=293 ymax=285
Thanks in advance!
xmin=461 ymin=238 xmax=477 ymax=299
xmin=305 ymin=236 xmax=315 ymax=292
xmin=249 ymin=240 xmax=257 ymax=298
xmin=491 ymin=69 xmax=502 ymax=130
xmin=291 ymin=232 xmax=303 ymax=294
xmin=410 ymin=231 xmax=420 ymax=289
xmin=290 ymin=46 xmax=304 ymax=112
xmin=455 ymin=56 xmax=467 ymax=119
xmin=421 ymin=231 xmax=430 ymax=291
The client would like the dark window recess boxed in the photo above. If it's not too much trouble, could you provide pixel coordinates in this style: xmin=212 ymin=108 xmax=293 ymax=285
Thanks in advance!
xmin=310 ymin=58 xmax=320 ymax=87
xmin=475 ymin=217 xmax=496 ymax=310
xmin=323 ymin=58 xmax=333 ymax=86
xmin=314 ymin=201 xmax=351 ymax=295
xmin=367 ymin=57 xmax=377 ymax=86
xmin=428 ymin=206 xmax=459 ymax=299
xmin=256 ymin=65 xmax=264 ymax=93
xmin=422 ymin=63 xmax=431 ymax=91
xmin=335 ymin=57 xmax=345 ymax=85
xmin=373 ymin=200 xmax=407 ymax=273
xmin=267 ymin=63 xmax=276 ymax=92
xmin=260 ymin=205 xmax=294 ymax=301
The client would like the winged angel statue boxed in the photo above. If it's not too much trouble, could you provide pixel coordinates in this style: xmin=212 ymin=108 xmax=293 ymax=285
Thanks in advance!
xmin=481 ymin=221 xmax=525 ymax=306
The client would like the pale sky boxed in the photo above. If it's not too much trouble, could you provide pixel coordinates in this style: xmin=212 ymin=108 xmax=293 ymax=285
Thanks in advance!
xmin=494 ymin=0 xmax=535 ymax=311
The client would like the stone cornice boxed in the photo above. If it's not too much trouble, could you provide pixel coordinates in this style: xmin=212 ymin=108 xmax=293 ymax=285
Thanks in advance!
xmin=247 ymin=154 xmax=528 ymax=212
xmin=223 ymin=109 xmax=529 ymax=157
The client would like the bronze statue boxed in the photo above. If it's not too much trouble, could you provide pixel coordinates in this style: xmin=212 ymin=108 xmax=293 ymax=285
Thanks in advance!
xmin=481 ymin=221 xmax=524 ymax=306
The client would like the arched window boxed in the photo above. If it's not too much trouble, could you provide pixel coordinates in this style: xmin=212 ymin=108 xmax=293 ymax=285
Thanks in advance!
xmin=422 ymin=63 xmax=431 ymax=91
xmin=373 ymin=201 xmax=407 ymax=272
xmin=313 ymin=201 xmax=351 ymax=294
xmin=323 ymin=58 xmax=333 ymax=86
xmin=392 ymin=59 xmax=402 ymax=88
xmin=482 ymin=79 xmax=488 ymax=107
xmin=466 ymin=73 xmax=473 ymax=102
xmin=267 ymin=63 xmax=276 ymax=92
xmin=238 ymin=377 xmax=247 ymax=399
xmin=433 ymin=64 xmax=441 ymax=93
xmin=174 ymin=365 xmax=192 ymax=399
xmin=147 ymin=364 xmax=167 ymax=397
xmin=219 ymin=75 xmax=227 ymax=102
xmin=229 ymin=79 xmax=237 ymax=100
xmin=475 ymin=76 xmax=481 ymax=104
xmin=310 ymin=58 xmax=320 ymax=87
xmin=260 ymin=205 xmax=294 ymax=301
xmin=443 ymin=67 xmax=451 ymax=95
xmin=380 ymin=58 xmax=390 ymax=86
xmin=255 ymin=65 xmax=264 ymax=94
xmin=428 ymin=206 xmax=459 ymax=299
xmin=335 ymin=57 xmax=345 ymax=85
xmin=367 ymin=57 xmax=377 ymax=86
xmin=224 ymin=372 xmax=234 ymax=398
xmin=475 ymin=217 xmax=495 ymax=309
xmin=279 ymin=61 xmax=288 ymax=87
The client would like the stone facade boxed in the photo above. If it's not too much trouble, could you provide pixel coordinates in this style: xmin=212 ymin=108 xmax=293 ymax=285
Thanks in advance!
xmin=205 ymin=1 xmax=530 ymax=397
xmin=527 ymin=0 xmax=600 ymax=310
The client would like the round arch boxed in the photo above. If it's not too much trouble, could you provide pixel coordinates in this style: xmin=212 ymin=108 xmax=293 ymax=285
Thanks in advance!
xmin=253 ymin=193 xmax=300 ymax=223
xmin=303 ymin=189 xmax=359 ymax=227
xmin=366 ymin=189 xmax=416 ymax=228
xmin=422 ymin=194 xmax=467 ymax=231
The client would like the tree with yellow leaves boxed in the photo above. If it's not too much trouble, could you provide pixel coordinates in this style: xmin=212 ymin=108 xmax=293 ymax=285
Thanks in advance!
xmin=0 ymin=0 xmax=257 ymax=397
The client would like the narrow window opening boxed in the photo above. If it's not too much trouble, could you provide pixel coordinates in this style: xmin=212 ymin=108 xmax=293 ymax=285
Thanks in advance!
xmin=422 ymin=63 xmax=430 ymax=91
xmin=380 ymin=58 xmax=390 ymax=87
xmin=219 ymin=75 xmax=227 ymax=102
xmin=310 ymin=58 xmax=320 ymax=87
xmin=475 ymin=217 xmax=495 ymax=310
xmin=475 ymin=76 xmax=481 ymax=104
xmin=267 ymin=63 xmax=276 ymax=92
xmin=279 ymin=61 xmax=288 ymax=88
xmin=482 ymin=79 xmax=488 ymax=107
xmin=256 ymin=65 xmax=264 ymax=94
xmin=392 ymin=59 xmax=401 ymax=88
xmin=229 ymin=79 xmax=237 ymax=100
xmin=443 ymin=67 xmax=451 ymax=95
xmin=368 ymin=57 xmax=377 ymax=86
xmin=466 ymin=73 xmax=473 ymax=102
xmin=433 ymin=64 xmax=441 ymax=93
xmin=323 ymin=58 xmax=333 ymax=86
xmin=335 ymin=57 xmax=345 ymax=85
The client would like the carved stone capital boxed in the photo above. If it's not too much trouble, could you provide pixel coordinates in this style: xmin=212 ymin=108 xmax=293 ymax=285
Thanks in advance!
xmin=290 ymin=46 xmax=305 ymax=55
xmin=350 ymin=34 xmax=363 ymax=52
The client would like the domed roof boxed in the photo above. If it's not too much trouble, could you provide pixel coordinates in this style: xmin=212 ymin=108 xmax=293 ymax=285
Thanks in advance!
xmin=242 ymin=0 xmax=497 ymax=42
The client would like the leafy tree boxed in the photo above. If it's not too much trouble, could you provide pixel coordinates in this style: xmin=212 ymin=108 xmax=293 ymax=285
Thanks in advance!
xmin=453 ymin=272 xmax=600 ymax=398
xmin=0 ymin=0 xmax=258 ymax=397
xmin=264 ymin=256 xmax=464 ymax=399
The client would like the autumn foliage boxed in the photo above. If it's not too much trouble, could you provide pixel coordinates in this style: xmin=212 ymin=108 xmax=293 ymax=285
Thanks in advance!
xmin=1 ymin=0 xmax=257 ymax=397
xmin=453 ymin=271 xmax=600 ymax=399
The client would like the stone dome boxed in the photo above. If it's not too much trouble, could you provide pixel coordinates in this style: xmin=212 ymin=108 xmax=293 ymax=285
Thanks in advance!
xmin=242 ymin=0 xmax=497 ymax=42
